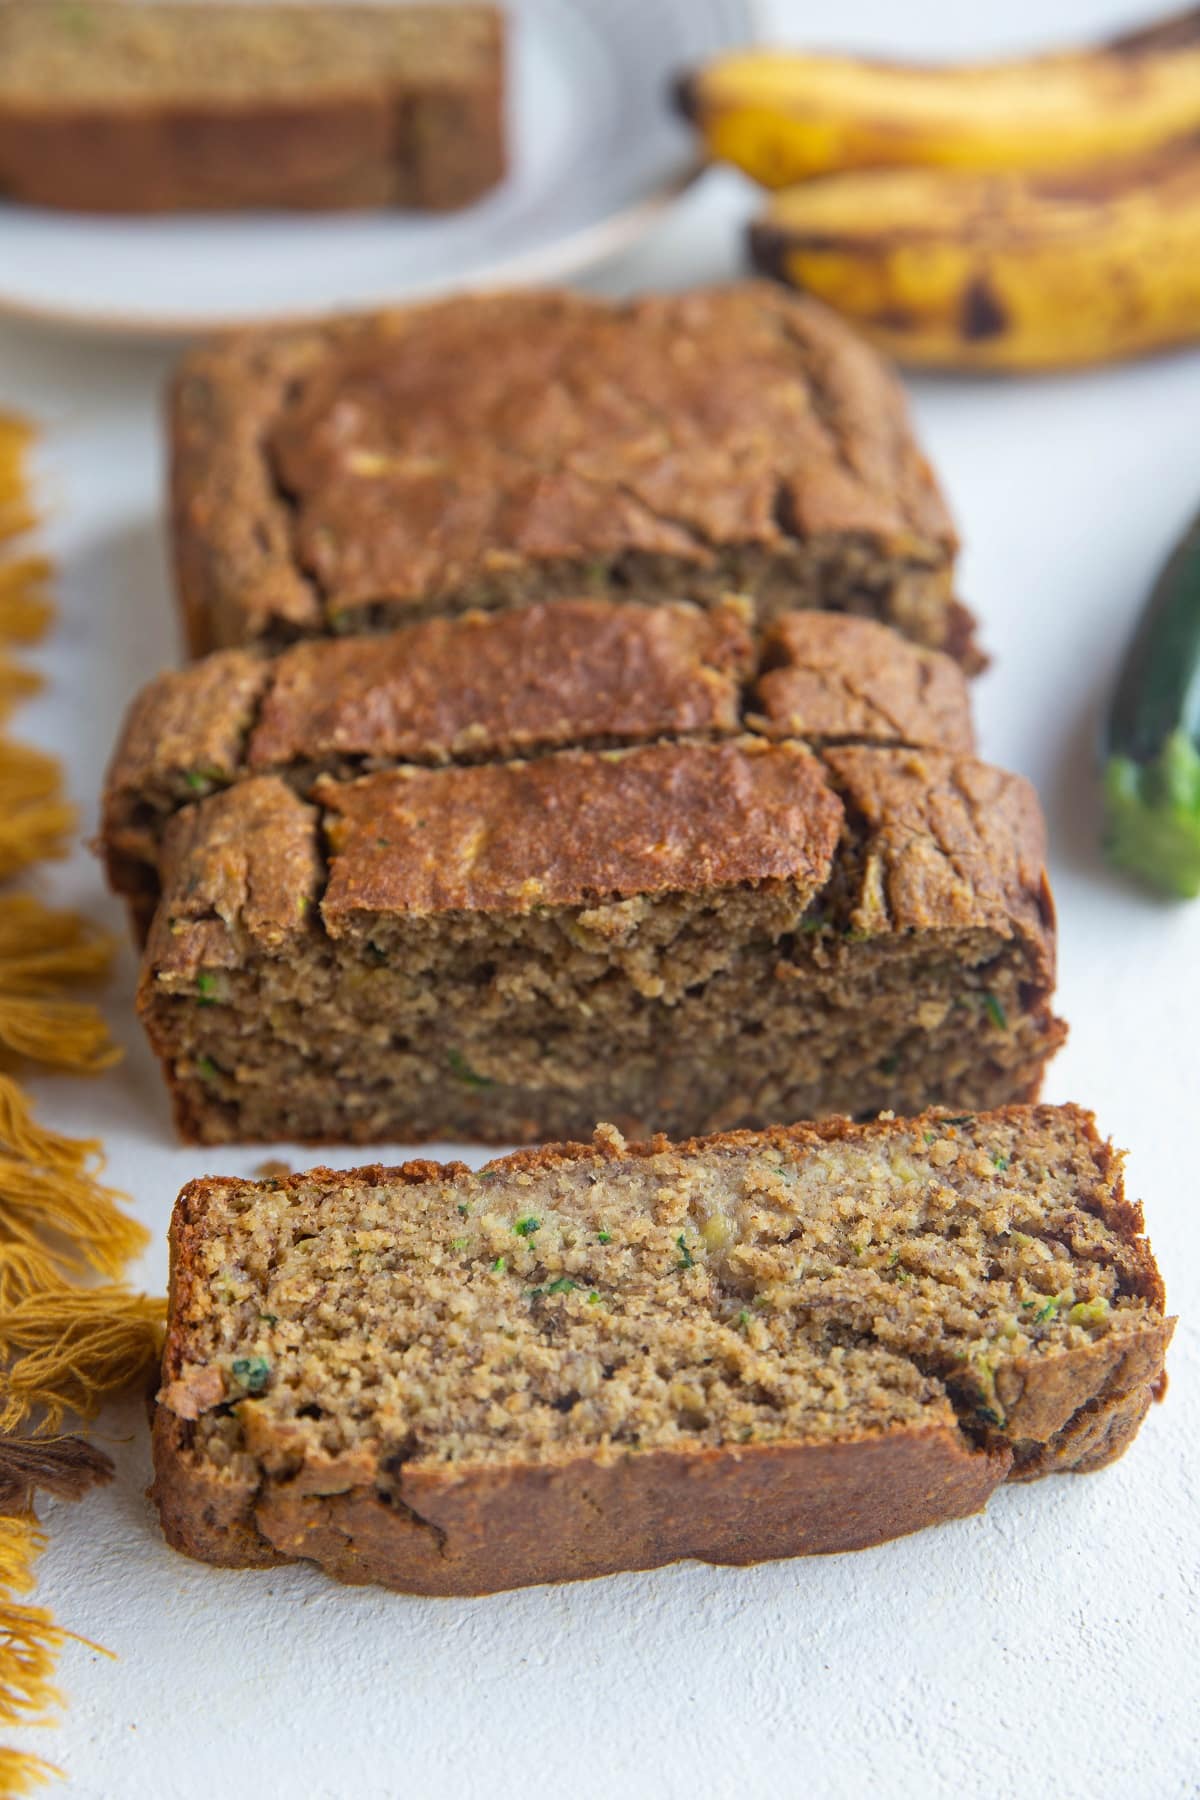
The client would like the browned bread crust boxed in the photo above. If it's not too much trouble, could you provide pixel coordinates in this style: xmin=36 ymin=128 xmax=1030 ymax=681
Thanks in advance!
xmin=318 ymin=740 xmax=844 ymax=920
xmin=247 ymin=596 xmax=755 ymax=767
xmin=135 ymin=736 xmax=1062 ymax=1146
xmin=168 ymin=285 xmax=974 ymax=660
xmin=99 ymin=602 xmax=973 ymax=938
xmin=149 ymin=1105 xmax=1172 ymax=1594
xmin=0 ymin=2 xmax=505 ymax=214
xmin=750 ymin=609 xmax=975 ymax=745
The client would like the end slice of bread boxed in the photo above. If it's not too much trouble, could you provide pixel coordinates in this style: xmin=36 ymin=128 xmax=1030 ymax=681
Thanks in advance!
xmin=151 ymin=1104 xmax=1172 ymax=1595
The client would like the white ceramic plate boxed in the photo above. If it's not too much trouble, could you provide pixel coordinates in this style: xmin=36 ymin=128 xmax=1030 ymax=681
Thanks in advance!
xmin=0 ymin=0 xmax=754 ymax=335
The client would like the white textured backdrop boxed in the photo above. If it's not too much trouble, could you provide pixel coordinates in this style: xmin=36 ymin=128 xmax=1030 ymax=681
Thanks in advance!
xmin=1 ymin=2 xmax=1198 ymax=1795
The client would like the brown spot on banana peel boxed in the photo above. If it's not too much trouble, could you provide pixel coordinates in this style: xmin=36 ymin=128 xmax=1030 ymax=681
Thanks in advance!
xmin=752 ymin=223 xmax=896 ymax=260
xmin=747 ymin=220 xmax=793 ymax=287
xmin=868 ymin=306 xmax=921 ymax=334
xmin=960 ymin=276 xmax=1009 ymax=342
xmin=672 ymin=71 xmax=700 ymax=124
xmin=748 ymin=221 xmax=915 ymax=292
xmin=1106 ymin=6 xmax=1200 ymax=56
xmin=1031 ymin=135 xmax=1200 ymax=204
xmin=749 ymin=223 xmax=1008 ymax=358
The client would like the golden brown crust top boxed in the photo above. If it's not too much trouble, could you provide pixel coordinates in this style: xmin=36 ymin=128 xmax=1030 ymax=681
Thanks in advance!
xmin=100 ymin=604 xmax=979 ymax=922
xmin=273 ymin=285 xmax=954 ymax=606
xmin=318 ymin=740 xmax=843 ymax=926
xmin=141 ymin=743 xmax=1057 ymax=981
xmin=246 ymin=598 xmax=753 ymax=768
xmin=171 ymin=283 xmax=957 ymax=643
xmin=751 ymin=612 xmax=974 ymax=753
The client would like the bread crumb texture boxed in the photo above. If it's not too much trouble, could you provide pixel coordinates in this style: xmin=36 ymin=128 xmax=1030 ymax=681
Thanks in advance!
xmin=152 ymin=1107 xmax=1172 ymax=1593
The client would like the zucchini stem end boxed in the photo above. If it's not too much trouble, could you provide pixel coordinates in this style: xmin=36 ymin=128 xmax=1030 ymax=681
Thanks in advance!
xmin=1103 ymin=730 xmax=1200 ymax=899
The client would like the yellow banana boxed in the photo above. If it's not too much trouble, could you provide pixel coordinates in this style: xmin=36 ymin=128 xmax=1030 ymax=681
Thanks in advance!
xmin=749 ymin=147 xmax=1200 ymax=373
xmin=678 ymin=10 xmax=1200 ymax=187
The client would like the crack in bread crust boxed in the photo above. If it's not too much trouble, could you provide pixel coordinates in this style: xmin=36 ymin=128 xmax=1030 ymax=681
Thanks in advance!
xmin=133 ymin=737 xmax=1064 ymax=1146
xmin=100 ymin=603 xmax=975 ymax=942
xmin=169 ymin=286 xmax=974 ymax=662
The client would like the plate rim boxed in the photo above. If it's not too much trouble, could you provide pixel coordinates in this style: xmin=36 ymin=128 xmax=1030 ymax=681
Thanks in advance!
xmin=0 ymin=158 xmax=707 ymax=340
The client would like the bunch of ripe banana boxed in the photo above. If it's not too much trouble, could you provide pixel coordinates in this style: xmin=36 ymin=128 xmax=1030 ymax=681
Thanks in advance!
xmin=677 ymin=10 xmax=1200 ymax=371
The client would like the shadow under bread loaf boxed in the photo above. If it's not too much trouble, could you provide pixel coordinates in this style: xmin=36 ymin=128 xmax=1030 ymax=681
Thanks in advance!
xmin=150 ymin=1106 xmax=1172 ymax=1596
xmin=168 ymin=285 xmax=978 ymax=664
xmin=0 ymin=1 xmax=506 ymax=214
xmin=99 ymin=600 xmax=975 ymax=942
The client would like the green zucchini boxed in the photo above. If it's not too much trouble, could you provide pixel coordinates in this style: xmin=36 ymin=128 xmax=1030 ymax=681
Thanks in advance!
xmin=1103 ymin=506 xmax=1200 ymax=897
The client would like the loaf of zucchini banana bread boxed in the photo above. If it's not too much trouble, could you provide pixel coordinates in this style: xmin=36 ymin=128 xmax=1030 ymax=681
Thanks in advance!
xmin=170 ymin=285 xmax=975 ymax=661
xmin=100 ymin=601 xmax=973 ymax=939
xmin=0 ymin=1 xmax=505 ymax=213
xmin=151 ymin=1105 xmax=1172 ymax=1594
xmin=136 ymin=720 xmax=1062 ymax=1144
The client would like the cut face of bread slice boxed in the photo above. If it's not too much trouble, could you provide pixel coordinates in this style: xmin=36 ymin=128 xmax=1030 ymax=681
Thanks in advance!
xmin=99 ymin=600 xmax=974 ymax=941
xmin=135 ymin=734 xmax=1062 ymax=1146
xmin=168 ymin=285 xmax=974 ymax=661
xmin=151 ymin=1106 xmax=1172 ymax=1595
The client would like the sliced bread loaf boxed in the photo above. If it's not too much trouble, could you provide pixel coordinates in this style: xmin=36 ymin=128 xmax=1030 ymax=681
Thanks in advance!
xmin=135 ymin=728 xmax=1062 ymax=1145
xmin=100 ymin=601 xmax=973 ymax=939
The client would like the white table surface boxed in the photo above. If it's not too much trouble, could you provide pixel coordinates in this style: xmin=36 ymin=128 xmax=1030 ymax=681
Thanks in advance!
xmin=3 ymin=3 xmax=1199 ymax=1795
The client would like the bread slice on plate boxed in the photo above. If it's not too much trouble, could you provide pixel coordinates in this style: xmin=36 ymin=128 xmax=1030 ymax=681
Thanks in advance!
xmin=0 ymin=1 xmax=506 ymax=213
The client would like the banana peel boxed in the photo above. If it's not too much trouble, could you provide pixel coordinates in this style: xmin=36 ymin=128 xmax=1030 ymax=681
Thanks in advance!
xmin=678 ymin=8 xmax=1200 ymax=188
xmin=749 ymin=145 xmax=1200 ymax=373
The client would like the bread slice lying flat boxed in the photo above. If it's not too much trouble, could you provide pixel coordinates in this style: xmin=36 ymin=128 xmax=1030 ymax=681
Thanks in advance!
xmin=0 ymin=1 xmax=505 ymax=213
xmin=151 ymin=1105 xmax=1172 ymax=1596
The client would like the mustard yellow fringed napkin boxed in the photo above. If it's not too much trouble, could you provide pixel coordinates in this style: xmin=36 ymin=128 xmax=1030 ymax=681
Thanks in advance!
xmin=0 ymin=414 xmax=165 ymax=1792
